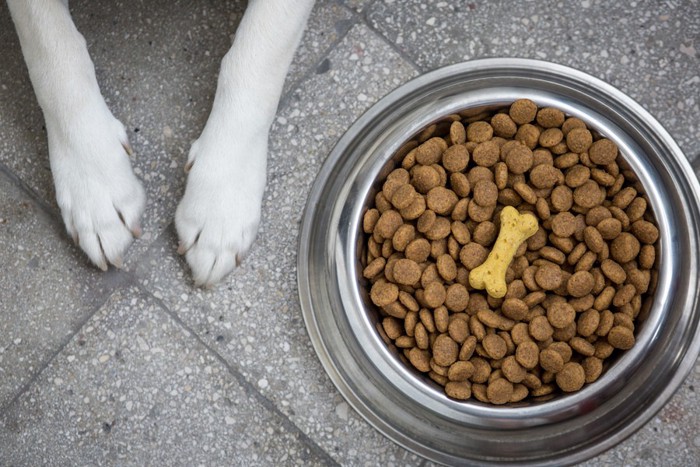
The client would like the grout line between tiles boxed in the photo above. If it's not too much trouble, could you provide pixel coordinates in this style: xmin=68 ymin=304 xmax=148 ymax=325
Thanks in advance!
xmin=135 ymin=281 xmax=342 ymax=466
xmin=0 ymin=269 xmax=135 ymax=417
xmin=358 ymin=3 xmax=424 ymax=74
xmin=0 ymin=160 xmax=60 ymax=222
xmin=278 ymin=4 xmax=360 ymax=111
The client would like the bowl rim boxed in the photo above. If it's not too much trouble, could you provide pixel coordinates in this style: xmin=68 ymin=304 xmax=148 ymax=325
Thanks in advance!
xmin=298 ymin=58 xmax=700 ymax=465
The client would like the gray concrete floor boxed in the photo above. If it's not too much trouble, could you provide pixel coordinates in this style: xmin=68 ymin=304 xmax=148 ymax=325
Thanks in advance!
xmin=1 ymin=0 xmax=699 ymax=465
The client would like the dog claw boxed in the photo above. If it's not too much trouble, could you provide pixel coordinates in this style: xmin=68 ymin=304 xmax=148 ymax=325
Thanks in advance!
xmin=177 ymin=242 xmax=188 ymax=255
xmin=123 ymin=141 xmax=134 ymax=156
xmin=184 ymin=160 xmax=194 ymax=174
xmin=131 ymin=223 xmax=142 ymax=239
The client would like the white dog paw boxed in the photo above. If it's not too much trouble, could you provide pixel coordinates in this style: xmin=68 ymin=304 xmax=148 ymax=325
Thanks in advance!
xmin=175 ymin=135 xmax=266 ymax=287
xmin=49 ymin=114 xmax=146 ymax=270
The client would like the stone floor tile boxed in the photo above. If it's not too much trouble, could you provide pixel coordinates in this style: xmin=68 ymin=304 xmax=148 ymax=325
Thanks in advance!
xmin=366 ymin=0 xmax=700 ymax=163
xmin=0 ymin=169 xmax=128 ymax=408
xmin=0 ymin=286 xmax=335 ymax=466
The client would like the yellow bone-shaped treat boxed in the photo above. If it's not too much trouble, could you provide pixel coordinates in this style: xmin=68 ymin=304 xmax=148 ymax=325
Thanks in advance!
xmin=469 ymin=206 xmax=539 ymax=298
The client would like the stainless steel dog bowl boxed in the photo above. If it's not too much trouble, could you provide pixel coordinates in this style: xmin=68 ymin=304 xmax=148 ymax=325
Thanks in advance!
xmin=297 ymin=58 xmax=700 ymax=465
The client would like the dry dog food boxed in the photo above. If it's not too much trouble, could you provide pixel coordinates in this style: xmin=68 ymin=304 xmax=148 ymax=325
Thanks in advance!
xmin=362 ymin=99 xmax=659 ymax=404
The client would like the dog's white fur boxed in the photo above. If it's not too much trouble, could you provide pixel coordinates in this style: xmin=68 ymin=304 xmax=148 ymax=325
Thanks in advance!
xmin=7 ymin=0 xmax=315 ymax=286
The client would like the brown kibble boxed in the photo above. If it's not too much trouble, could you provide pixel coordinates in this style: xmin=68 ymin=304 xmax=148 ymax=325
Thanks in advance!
xmin=436 ymin=254 xmax=457 ymax=280
xmin=425 ymin=216 xmax=452 ymax=240
xmin=382 ymin=317 xmax=402 ymax=340
xmin=573 ymin=180 xmax=602 ymax=209
xmin=509 ymin=99 xmax=538 ymax=124
xmin=588 ymin=138 xmax=618 ymax=165
xmin=445 ymin=283 xmax=470 ymax=312
xmin=536 ymin=107 xmax=565 ymax=128
xmin=468 ymin=200 xmax=496 ymax=223
xmin=577 ymin=309 xmax=601 ymax=338
xmin=374 ymin=210 xmax=403 ymax=239
xmin=472 ymin=141 xmax=500 ymax=167
xmin=390 ymin=184 xmax=417 ymax=210
xmin=408 ymin=347 xmax=431 ymax=372
xmin=567 ymin=270 xmax=595 ymax=298
xmin=487 ymin=378 xmax=514 ymax=405
xmin=596 ymin=218 xmax=622 ymax=240
xmin=393 ymin=259 xmax=422 ymax=285
xmin=535 ymin=263 xmax=563 ymax=291
xmin=515 ymin=124 xmax=541 ymax=149
xmin=451 ymin=221 xmax=471 ymax=245
xmin=459 ymin=335 xmax=478 ymax=361
xmin=450 ymin=173 xmax=471 ymax=198
xmin=610 ymin=232 xmax=641 ymax=263
xmin=601 ymin=259 xmax=627 ymax=284
xmin=515 ymin=341 xmax=540 ymax=369
xmin=442 ymin=144 xmax=470 ymax=173
xmin=448 ymin=316 xmax=470 ymax=343
xmin=583 ymin=226 xmax=605 ymax=254
xmin=449 ymin=121 xmax=467 ymax=145
xmin=566 ymin=128 xmax=593 ymax=153
xmin=448 ymin=361 xmax=475 ymax=382
xmin=530 ymin=164 xmax=563 ymax=189
xmin=472 ymin=221 xmax=498 ymax=246
xmin=392 ymin=224 xmax=416 ymax=252
xmin=423 ymin=281 xmax=447 ymax=308
xmin=562 ymin=117 xmax=587 ymax=135
xmin=639 ymin=244 xmax=656 ymax=269
xmin=539 ymin=348 xmax=564 ymax=373
xmin=434 ymin=306 xmax=450 ymax=333
xmin=529 ymin=315 xmax=554 ymax=341
xmin=363 ymin=208 xmax=380 ymax=233
xmin=626 ymin=197 xmax=648 ymax=222
xmin=551 ymin=212 xmax=577 ymax=237
xmin=582 ymin=357 xmax=603 ymax=383
xmin=546 ymin=301 xmax=576 ymax=329
xmin=405 ymin=238 xmax=431 ymax=263
xmin=513 ymin=182 xmax=538 ymax=205
xmin=400 ymin=195 xmax=426 ymax=220
xmin=477 ymin=310 xmax=516 ymax=331
xmin=505 ymin=144 xmax=534 ymax=174
xmin=556 ymin=362 xmax=586 ymax=392
xmin=415 ymin=137 xmax=447 ymax=165
xmin=427 ymin=186 xmax=458 ymax=215
xmin=467 ymin=121 xmax=494 ymax=143
xmin=445 ymin=381 xmax=472 ymax=400
xmin=630 ymin=220 xmax=660 ymax=244
xmin=363 ymin=257 xmax=386 ymax=279
xmin=565 ymin=165 xmax=591 ymax=188
xmin=502 ymin=298 xmax=529 ymax=321
xmin=551 ymin=186 xmax=574 ymax=212
xmin=608 ymin=325 xmax=635 ymax=349
xmin=412 ymin=165 xmax=441 ymax=194
xmin=370 ymin=281 xmax=399 ymax=307
xmin=459 ymin=242 xmax=489 ymax=270
xmin=539 ymin=128 xmax=564 ymax=148
xmin=491 ymin=113 xmax=518 ymax=138
xmin=482 ymin=334 xmax=508 ymax=360
xmin=473 ymin=180 xmax=499 ymax=207
xmin=433 ymin=334 xmax=459 ymax=367
xmin=501 ymin=356 xmax=527 ymax=383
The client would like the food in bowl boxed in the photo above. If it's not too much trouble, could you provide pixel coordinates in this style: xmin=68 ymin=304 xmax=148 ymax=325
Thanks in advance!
xmin=361 ymin=99 xmax=659 ymax=404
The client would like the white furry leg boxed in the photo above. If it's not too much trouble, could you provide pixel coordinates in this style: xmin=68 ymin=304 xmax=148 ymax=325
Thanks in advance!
xmin=8 ymin=0 xmax=146 ymax=269
xmin=175 ymin=0 xmax=314 ymax=287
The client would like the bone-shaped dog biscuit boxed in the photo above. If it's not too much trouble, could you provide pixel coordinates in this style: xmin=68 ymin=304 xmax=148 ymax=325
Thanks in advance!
xmin=469 ymin=206 xmax=539 ymax=298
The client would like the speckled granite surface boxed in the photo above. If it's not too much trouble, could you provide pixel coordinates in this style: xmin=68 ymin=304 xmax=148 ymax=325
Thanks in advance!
xmin=0 ymin=1 xmax=698 ymax=465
